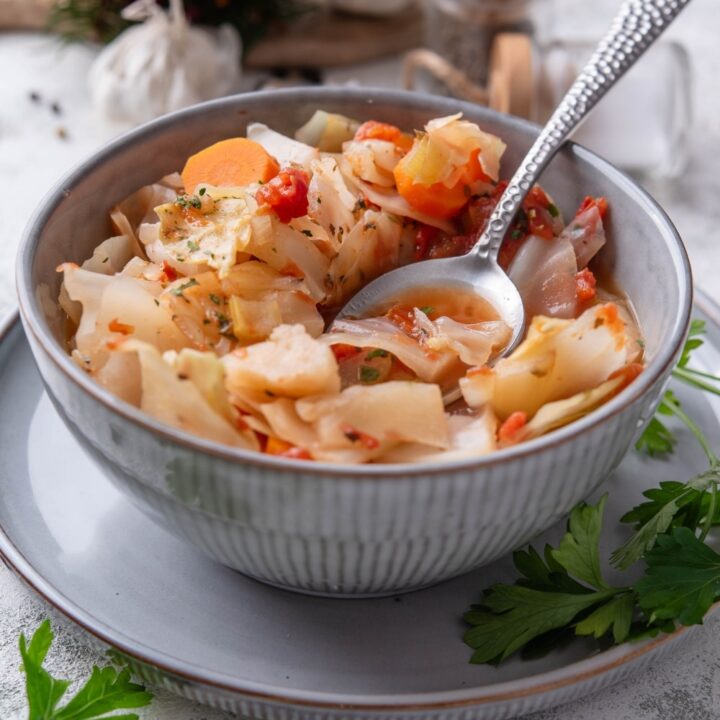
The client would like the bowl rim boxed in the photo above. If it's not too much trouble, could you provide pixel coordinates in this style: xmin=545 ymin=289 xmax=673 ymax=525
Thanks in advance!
xmin=16 ymin=86 xmax=693 ymax=478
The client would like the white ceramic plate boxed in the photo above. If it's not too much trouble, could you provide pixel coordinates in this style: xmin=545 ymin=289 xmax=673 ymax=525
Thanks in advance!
xmin=1 ymin=294 xmax=719 ymax=719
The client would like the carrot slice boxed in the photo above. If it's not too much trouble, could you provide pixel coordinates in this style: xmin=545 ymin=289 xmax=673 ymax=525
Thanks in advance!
xmin=181 ymin=138 xmax=279 ymax=193
xmin=394 ymin=146 xmax=490 ymax=220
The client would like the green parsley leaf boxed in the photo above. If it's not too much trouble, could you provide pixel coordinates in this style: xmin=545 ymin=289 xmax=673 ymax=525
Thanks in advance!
xmin=175 ymin=194 xmax=202 ymax=210
xmin=547 ymin=203 xmax=560 ymax=218
xmin=186 ymin=240 xmax=200 ymax=252
xmin=20 ymin=621 xmax=70 ymax=718
xmin=635 ymin=390 xmax=682 ymax=457
xmin=198 ymin=187 xmax=206 ymax=196
xmin=359 ymin=366 xmax=381 ymax=383
xmin=365 ymin=348 xmax=389 ymax=360
xmin=678 ymin=319 xmax=706 ymax=368
xmin=170 ymin=278 xmax=199 ymax=297
xmin=619 ymin=480 xmax=697 ymax=530
xmin=19 ymin=620 xmax=153 ymax=719
xmin=635 ymin=416 xmax=676 ymax=456
xmin=419 ymin=306 xmax=435 ymax=316
xmin=635 ymin=526 xmax=720 ymax=625
xmin=464 ymin=585 xmax=620 ymax=664
xmin=551 ymin=495 xmax=609 ymax=590
xmin=464 ymin=497 xmax=628 ymax=663
xmin=209 ymin=294 xmax=222 ymax=306
xmin=513 ymin=545 xmax=589 ymax=594
xmin=53 ymin=666 xmax=152 ymax=720
xmin=574 ymin=592 xmax=634 ymax=643
xmin=611 ymin=470 xmax=720 ymax=571
xmin=301 ymin=229 xmax=313 ymax=237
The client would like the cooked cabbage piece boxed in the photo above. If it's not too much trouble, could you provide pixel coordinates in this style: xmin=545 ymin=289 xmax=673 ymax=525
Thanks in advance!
xmin=460 ymin=303 xmax=634 ymax=419
xmin=223 ymin=324 xmax=341 ymax=398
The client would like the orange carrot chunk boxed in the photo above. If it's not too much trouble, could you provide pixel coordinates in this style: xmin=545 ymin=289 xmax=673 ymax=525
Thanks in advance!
xmin=394 ymin=144 xmax=489 ymax=220
xmin=181 ymin=138 xmax=279 ymax=193
xmin=266 ymin=436 xmax=312 ymax=460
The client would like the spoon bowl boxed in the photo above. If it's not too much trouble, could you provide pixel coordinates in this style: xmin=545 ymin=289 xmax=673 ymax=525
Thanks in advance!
xmin=335 ymin=253 xmax=526 ymax=355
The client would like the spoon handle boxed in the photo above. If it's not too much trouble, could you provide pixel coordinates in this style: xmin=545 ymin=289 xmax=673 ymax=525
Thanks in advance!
xmin=471 ymin=0 xmax=691 ymax=262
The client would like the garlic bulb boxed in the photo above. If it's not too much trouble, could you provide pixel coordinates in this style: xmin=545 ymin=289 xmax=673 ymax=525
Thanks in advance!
xmin=89 ymin=0 xmax=242 ymax=124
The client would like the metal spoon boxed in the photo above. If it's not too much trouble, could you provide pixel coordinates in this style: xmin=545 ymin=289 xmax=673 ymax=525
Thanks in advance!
xmin=335 ymin=0 xmax=690 ymax=357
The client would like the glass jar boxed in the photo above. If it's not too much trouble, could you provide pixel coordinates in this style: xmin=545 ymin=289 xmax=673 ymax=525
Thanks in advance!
xmin=536 ymin=39 xmax=693 ymax=179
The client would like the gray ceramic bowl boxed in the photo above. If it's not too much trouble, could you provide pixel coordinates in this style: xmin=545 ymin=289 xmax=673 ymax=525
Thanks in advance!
xmin=17 ymin=88 xmax=692 ymax=596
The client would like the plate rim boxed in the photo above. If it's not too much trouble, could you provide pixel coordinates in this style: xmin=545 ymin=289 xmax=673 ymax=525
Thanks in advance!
xmin=0 ymin=290 xmax=718 ymax=711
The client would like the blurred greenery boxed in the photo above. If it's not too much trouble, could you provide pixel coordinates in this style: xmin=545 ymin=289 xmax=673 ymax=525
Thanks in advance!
xmin=48 ymin=0 xmax=305 ymax=50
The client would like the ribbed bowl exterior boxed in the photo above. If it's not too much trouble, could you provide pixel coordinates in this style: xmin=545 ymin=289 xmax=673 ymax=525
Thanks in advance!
xmin=26 ymin=326 xmax=669 ymax=596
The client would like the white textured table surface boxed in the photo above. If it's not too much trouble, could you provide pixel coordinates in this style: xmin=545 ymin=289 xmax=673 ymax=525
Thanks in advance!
xmin=1 ymin=1 xmax=720 ymax=717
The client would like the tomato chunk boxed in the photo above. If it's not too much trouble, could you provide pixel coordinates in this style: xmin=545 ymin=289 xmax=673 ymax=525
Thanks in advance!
xmin=331 ymin=344 xmax=362 ymax=362
xmin=414 ymin=224 xmax=440 ymax=261
xmin=576 ymin=196 xmax=609 ymax=219
xmin=256 ymin=167 xmax=310 ymax=223
xmin=498 ymin=411 xmax=528 ymax=444
xmin=354 ymin=120 xmax=413 ymax=152
xmin=575 ymin=268 xmax=597 ymax=304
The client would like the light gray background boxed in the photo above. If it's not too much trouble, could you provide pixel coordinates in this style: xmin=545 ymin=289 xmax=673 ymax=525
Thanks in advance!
xmin=1 ymin=0 xmax=719 ymax=717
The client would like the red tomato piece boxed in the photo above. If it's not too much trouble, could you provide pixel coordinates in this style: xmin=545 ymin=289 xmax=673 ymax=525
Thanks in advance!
xmin=331 ymin=344 xmax=362 ymax=362
xmin=576 ymin=196 xmax=609 ymax=219
xmin=414 ymin=224 xmax=440 ymax=261
xmin=386 ymin=305 xmax=417 ymax=335
xmin=575 ymin=268 xmax=597 ymax=304
xmin=161 ymin=261 xmax=178 ymax=281
xmin=256 ymin=167 xmax=310 ymax=223
xmin=498 ymin=411 xmax=528 ymax=445
xmin=354 ymin=120 xmax=413 ymax=152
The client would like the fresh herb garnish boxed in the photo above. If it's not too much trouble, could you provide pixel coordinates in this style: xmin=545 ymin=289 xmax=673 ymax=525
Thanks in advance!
xmin=19 ymin=620 xmax=153 ymax=718
xmin=420 ymin=306 xmax=435 ymax=316
xmin=464 ymin=318 xmax=720 ymax=664
xmin=209 ymin=293 xmax=222 ymax=305
xmin=187 ymin=240 xmax=200 ymax=252
xmin=175 ymin=194 xmax=202 ymax=210
xmin=635 ymin=320 xmax=719 ymax=456
xmin=547 ymin=203 xmax=560 ymax=218
xmin=170 ymin=278 xmax=199 ymax=297
xmin=301 ymin=229 xmax=313 ymax=237
xmin=215 ymin=311 xmax=234 ymax=337
xmin=366 ymin=348 xmax=389 ymax=360
xmin=359 ymin=365 xmax=381 ymax=383
xmin=198 ymin=186 xmax=207 ymax=196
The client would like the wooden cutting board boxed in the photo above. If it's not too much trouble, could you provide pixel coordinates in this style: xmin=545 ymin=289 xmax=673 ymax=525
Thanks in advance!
xmin=0 ymin=1 xmax=423 ymax=70
xmin=244 ymin=7 xmax=423 ymax=69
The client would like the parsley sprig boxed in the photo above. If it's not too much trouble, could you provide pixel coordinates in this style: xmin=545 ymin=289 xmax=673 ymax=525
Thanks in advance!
xmin=19 ymin=620 xmax=153 ymax=719
xmin=464 ymin=318 xmax=720 ymax=664
xmin=636 ymin=320 xmax=720 ymax=456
